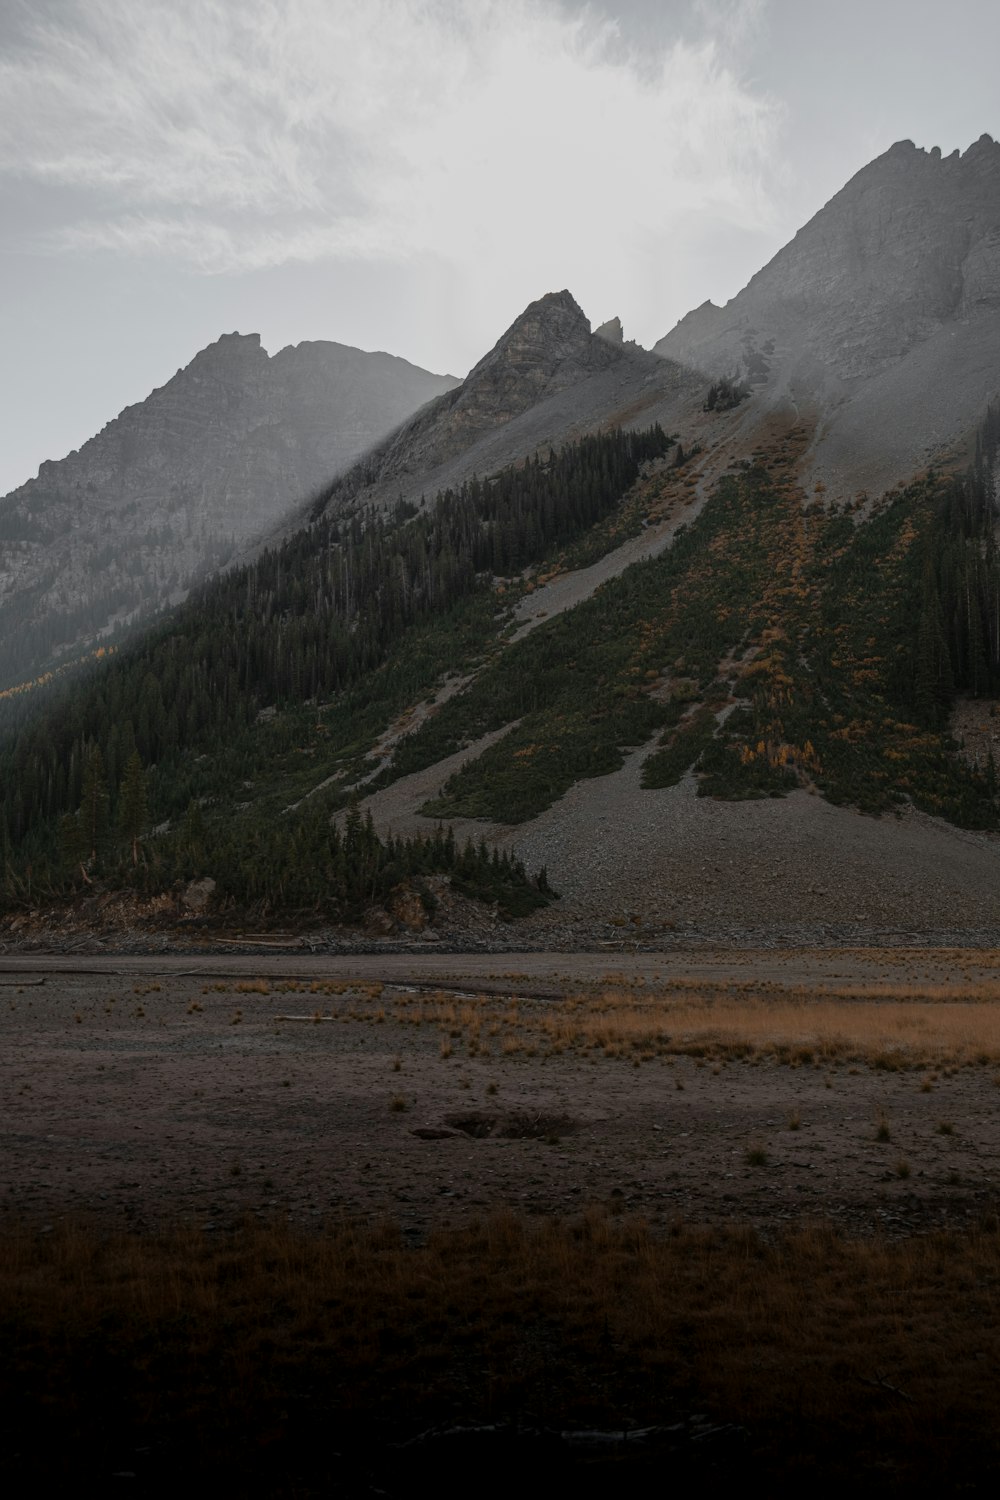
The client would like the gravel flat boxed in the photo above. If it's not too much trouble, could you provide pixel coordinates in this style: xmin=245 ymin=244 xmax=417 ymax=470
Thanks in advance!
xmin=4 ymin=960 xmax=1000 ymax=1241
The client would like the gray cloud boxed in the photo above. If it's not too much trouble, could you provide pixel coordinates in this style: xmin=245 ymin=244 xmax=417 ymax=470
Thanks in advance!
xmin=1 ymin=0 xmax=782 ymax=276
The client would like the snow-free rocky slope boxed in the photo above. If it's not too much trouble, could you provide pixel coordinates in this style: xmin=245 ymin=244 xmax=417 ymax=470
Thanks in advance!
xmin=312 ymin=148 xmax=1000 ymax=942
xmin=0 ymin=335 xmax=457 ymax=690
xmin=656 ymin=135 xmax=1000 ymax=497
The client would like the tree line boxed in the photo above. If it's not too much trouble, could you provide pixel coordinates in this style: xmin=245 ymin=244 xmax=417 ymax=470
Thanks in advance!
xmin=913 ymin=403 xmax=1000 ymax=722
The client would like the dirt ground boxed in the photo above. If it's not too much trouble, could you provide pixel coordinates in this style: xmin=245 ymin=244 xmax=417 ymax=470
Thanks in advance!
xmin=3 ymin=949 xmax=1000 ymax=1240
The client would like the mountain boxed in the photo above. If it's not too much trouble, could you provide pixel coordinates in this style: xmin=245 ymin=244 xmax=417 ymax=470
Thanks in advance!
xmin=0 ymin=334 xmax=458 ymax=690
xmin=5 ymin=140 xmax=1000 ymax=945
xmin=656 ymin=135 xmax=1000 ymax=495
xmin=307 ymin=290 xmax=701 ymax=520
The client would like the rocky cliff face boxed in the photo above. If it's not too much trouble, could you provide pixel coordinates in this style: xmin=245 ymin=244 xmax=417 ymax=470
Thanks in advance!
xmin=0 ymin=335 xmax=457 ymax=688
xmin=655 ymin=136 xmax=1000 ymax=495
xmin=594 ymin=316 xmax=625 ymax=345
xmin=658 ymin=135 xmax=1000 ymax=383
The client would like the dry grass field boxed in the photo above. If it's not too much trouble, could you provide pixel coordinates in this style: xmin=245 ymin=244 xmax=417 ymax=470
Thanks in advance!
xmin=3 ymin=950 xmax=1000 ymax=1492
xmin=4 ymin=1210 xmax=1000 ymax=1494
xmin=379 ymin=976 xmax=1000 ymax=1069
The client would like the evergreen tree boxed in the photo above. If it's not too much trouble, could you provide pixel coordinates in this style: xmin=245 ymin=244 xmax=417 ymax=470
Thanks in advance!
xmin=78 ymin=746 xmax=110 ymax=868
xmin=180 ymin=800 xmax=207 ymax=867
xmin=117 ymin=750 xmax=148 ymax=866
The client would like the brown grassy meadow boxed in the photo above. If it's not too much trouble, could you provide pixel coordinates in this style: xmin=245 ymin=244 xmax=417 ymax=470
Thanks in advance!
xmin=3 ymin=1208 xmax=1000 ymax=1494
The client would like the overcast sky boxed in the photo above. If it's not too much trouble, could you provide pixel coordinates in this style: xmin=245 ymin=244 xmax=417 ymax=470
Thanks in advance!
xmin=1 ymin=0 xmax=998 ymax=496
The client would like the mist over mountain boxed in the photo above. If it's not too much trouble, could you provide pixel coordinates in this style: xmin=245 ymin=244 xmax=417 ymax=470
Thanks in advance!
xmin=656 ymin=134 xmax=1000 ymax=493
xmin=0 ymin=335 xmax=457 ymax=690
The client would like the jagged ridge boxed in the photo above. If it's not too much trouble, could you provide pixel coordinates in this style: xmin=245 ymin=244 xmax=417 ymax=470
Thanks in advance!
xmin=657 ymin=134 xmax=1000 ymax=381
xmin=308 ymin=290 xmax=699 ymax=524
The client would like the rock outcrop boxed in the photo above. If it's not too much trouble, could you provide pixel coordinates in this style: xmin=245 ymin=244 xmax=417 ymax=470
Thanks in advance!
xmin=0 ymin=336 xmax=457 ymax=688
xmin=340 ymin=290 xmax=626 ymax=486
xmin=594 ymin=316 xmax=625 ymax=345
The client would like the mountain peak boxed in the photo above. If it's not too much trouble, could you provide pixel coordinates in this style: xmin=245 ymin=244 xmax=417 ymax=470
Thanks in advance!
xmin=964 ymin=131 xmax=998 ymax=157
xmin=654 ymin=131 xmax=1000 ymax=499
xmin=595 ymin=316 xmax=625 ymax=345
xmin=657 ymin=132 xmax=1000 ymax=383
xmin=525 ymin=287 xmax=583 ymax=316
xmin=184 ymin=330 xmax=268 ymax=383
xmin=310 ymin=290 xmax=651 ymax=518
xmin=0 ymin=336 xmax=457 ymax=689
xmin=509 ymin=288 xmax=586 ymax=324
xmin=197 ymin=330 xmax=263 ymax=355
xmin=853 ymin=132 xmax=1000 ymax=183
xmin=465 ymin=288 xmax=612 ymax=385
xmin=435 ymin=288 xmax=626 ymax=441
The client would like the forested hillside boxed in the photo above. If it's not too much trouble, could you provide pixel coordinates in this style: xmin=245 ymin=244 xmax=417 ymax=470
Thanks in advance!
xmin=2 ymin=405 xmax=998 ymax=927
xmin=0 ymin=426 xmax=672 ymax=917
xmin=409 ymin=409 xmax=1000 ymax=828
xmin=0 ymin=332 xmax=458 ymax=695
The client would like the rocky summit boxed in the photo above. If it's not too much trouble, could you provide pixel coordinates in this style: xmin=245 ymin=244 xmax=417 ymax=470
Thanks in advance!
xmin=310 ymin=290 xmax=699 ymax=519
xmin=317 ymin=290 xmax=627 ymax=501
xmin=657 ymin=135 xmax=1000 ymax=383
xmin=0 ymin=335 xmax=457 ymax=690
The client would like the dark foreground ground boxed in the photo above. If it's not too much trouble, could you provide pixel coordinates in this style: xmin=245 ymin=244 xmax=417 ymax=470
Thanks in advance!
xmin=3 ymin=949 xmax=1000 ymax=1494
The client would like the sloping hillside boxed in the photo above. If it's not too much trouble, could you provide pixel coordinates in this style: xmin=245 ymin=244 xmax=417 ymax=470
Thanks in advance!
xmin=353 ymin=412 xmax=1000 ymax=941
xmin=4 ymin=393 xmax=1000 ymax=940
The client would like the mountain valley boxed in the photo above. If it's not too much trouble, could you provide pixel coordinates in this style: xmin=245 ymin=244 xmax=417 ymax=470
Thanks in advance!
xmin=9 ymin=123 xmax=1000 ymax=1494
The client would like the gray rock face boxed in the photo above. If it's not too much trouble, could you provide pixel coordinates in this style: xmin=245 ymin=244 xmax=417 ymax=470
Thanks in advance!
xmin=657 ymin=135 xmax=1000 ymax=385
xmin=654 ymin=136 xmax=1000 ymax=497
xmin=0 ymin=335 xmax=457 ymax=688
xmin=594 ymin=316 xmax=625 ymax=345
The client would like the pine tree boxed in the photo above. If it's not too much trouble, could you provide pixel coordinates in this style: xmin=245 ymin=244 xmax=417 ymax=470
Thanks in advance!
xmin=180 ymin=800 xmax=206 ymax=866
xmin=117 ymin=751 xmax=148 ymax=867
xmin=79 ymin=746 xmax=110 ymax=868
xmin=59 ymin=813 xmax=84 ymax=879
